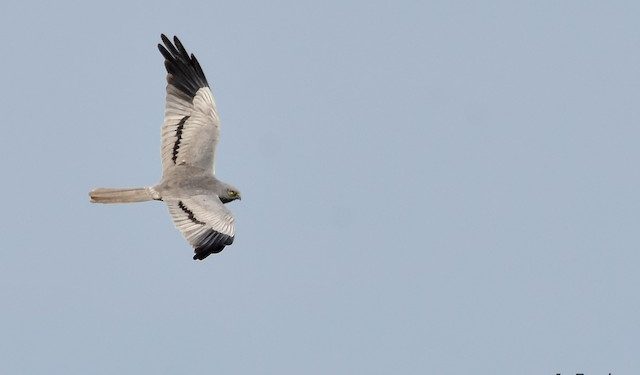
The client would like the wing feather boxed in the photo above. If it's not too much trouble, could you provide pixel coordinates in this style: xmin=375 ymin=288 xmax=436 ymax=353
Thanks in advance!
xmin=166 ymin=195 xmax=235 ymax=260
xmin=158 ymin=35 xmax=220 ymax=174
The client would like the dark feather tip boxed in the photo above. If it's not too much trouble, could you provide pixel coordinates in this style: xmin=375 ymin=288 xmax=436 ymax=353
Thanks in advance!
xmin=159 ymin=34 xmax=210 ymax=98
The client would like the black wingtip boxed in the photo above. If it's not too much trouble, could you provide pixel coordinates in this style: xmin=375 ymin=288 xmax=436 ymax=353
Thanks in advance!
xmin=159 ymin=34 xmax=209 ymax=98
xmin=193 ymin=244 xmax=226 ymax=261
xmin=192 ymin=236 xmax=231 ymax=261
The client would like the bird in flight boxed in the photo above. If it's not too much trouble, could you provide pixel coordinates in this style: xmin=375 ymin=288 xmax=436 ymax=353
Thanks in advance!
xmin=90 ymin=35 xmax=241 ymax=261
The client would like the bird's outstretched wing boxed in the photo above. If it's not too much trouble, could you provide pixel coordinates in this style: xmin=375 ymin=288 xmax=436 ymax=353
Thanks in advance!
xmin=158 ymin=34 xmax=221 ymax=174
xmin=166 ymin=195 xmax=235 ymax=260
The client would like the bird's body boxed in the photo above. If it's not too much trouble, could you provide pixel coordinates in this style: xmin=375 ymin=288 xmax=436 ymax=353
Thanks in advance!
xmin=90 ymin=35 xmax=241 ymax=261
xmin=158 ymin=165 xmax=221 ymax=198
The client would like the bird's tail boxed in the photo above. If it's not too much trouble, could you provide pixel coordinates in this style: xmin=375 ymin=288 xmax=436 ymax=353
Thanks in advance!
xmin=89 ymin=187 xmax=159 ymax=204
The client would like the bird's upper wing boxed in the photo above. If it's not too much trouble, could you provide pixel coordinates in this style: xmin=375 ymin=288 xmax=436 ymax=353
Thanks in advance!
xmin=166 ymin=195 xmax=236 ymax=260
xmin=158 ymin=34 xmax=221 ymax=174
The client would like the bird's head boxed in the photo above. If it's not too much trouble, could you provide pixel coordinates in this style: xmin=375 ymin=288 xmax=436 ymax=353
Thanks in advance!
xmin=218 ymin=183 xmax=242 ymax=203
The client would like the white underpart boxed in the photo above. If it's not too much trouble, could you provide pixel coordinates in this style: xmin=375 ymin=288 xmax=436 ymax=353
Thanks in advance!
xmin=161 ymin=86 xmax=220 ymax=174
xmin=166 ymin=195 xmax=235 ymax=249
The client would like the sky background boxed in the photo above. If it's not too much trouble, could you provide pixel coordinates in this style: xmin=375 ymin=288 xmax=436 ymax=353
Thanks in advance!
xmin=1 ymin=1 xmax=639 ymax=374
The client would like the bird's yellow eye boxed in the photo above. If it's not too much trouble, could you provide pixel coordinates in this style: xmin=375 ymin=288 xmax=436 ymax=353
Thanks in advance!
xmin=228 ymin=190 xmax=237 ymax=197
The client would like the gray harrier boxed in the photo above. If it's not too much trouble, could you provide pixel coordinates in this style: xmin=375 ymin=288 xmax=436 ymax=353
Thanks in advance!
xmin=90 ymin=35 xmax=241 ymax=260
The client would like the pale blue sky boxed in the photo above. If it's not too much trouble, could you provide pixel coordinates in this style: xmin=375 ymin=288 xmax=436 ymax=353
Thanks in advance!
xmin=1 ymin=1 xmax=639 ymax=374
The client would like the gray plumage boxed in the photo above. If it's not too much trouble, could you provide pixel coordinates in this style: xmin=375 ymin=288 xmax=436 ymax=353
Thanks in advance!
xmin=90 ymin=35 xmax=241 ymax=261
